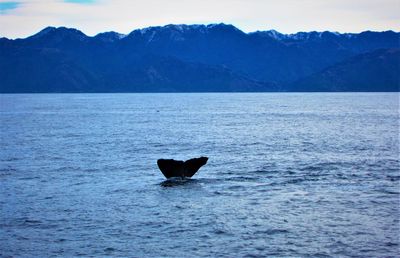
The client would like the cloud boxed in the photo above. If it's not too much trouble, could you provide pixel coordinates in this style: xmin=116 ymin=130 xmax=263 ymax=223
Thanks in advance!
xmin=64 ymin=0 xmax=96 ymax=4
xmin=0 ymin=0 xmax=399 ymax=39
xmin=0 ymin=1 xmax=19 ymax=14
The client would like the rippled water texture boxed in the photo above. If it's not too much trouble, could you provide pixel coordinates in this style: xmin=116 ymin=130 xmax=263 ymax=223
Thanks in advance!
xmin=1 ymin=93 xmax=399 ymax=257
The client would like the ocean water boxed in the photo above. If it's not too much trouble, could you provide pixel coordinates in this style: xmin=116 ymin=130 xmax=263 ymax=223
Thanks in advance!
xmin=0 ymin=93 xmax=399 ymax=257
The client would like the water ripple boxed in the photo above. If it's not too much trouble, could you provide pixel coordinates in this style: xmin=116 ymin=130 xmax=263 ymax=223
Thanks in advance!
xmin=0 ymin=93 xmax=399 ymax=257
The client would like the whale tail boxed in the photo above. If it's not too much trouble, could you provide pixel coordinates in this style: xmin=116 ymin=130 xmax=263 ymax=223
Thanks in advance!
xmin=157 ymin=157 xmax=208 ymax=179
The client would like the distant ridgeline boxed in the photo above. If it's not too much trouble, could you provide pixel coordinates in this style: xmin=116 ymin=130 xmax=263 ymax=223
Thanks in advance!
xmin=0 ymin=24 xmax=399 ymax=92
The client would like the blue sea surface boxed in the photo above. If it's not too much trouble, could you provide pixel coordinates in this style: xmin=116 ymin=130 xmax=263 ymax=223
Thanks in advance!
xmin=0 ymin=93 xmax=399 ymax=257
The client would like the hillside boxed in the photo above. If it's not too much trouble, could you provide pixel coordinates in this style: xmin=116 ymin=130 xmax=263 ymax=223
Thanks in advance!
xmin=0 ymin=24 xmax=399 ymax=92
xmin=290 ymin=48 xmax=400 ymax=91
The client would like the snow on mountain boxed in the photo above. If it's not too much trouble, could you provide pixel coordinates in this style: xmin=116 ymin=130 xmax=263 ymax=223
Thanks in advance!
xmin=94 ymin=31 xmax=126 ymax=42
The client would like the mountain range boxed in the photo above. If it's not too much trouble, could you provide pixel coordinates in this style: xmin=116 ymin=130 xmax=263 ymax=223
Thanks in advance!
xmin=0 ymin=24 xmax=399 ymax=92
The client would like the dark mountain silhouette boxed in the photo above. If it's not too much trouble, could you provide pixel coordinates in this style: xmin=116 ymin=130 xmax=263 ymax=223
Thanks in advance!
xmin=122 ymin=24 xmax=399 ymax=83
xmin=0 ymin=24 xmax=399 ymax=92
xmin=290 ymin=48 xmax=400 ymax=91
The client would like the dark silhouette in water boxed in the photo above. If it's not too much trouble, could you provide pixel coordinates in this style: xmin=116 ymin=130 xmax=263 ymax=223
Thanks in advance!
xmin=157 ymin=157 xmax=208 ymax=179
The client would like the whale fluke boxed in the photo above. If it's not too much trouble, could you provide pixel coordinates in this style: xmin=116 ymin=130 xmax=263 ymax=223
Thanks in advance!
xmin=157 ymin=157 xmax=208 ymax=179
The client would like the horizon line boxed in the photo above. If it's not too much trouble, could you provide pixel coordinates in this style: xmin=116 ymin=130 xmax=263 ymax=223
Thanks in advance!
xmin=1 ymin=23 xmax=399 ymax=40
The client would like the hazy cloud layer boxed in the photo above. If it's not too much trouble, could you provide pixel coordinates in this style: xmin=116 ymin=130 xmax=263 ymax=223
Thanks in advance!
xmin=0 ymin=0 xmax=399 ymax=38
xmin=0 ymin=1 xmax=19 ymax=14
xmin=64 ymin=0 xmax=96 ymax=4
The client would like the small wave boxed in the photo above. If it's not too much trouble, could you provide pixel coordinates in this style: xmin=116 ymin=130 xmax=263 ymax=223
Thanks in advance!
xmin=312 ymin=252 xmax=332 ymax=258
xmin=226 ymin=176 xmax=258 ymax=182
xmin=282 ymin=178 xmax=306 ymax=185
xmin=24 ymin=219 xmax=42 ymax=224
xmin=54 ymin=166 xmax=82 ymax=172
xmin=159 ymin=178 xmax=198 ymax=187
xmin=254 ymin=229 xmax=289 ymax=235
xmin=104 ymin=247 xmax=116 ymax=252
xmin=19 ymin=176 xmax=40 ymax=181
xmin=386 ymin=175 xmax=400 ymax=181
xmin=0 ymin=167 xmax=16 ymax=177
xmin=1 ymin=157 xmax=21 ymax=162
xmin=375 ymin=188 xmax=399 ymax=195
xmin=385 ymin=242 xmax=398 ymax=247
xmin=227 ymin=185 xmax=246 ymax=190
xmin=299 ymin=165 xmax=324 ymax=172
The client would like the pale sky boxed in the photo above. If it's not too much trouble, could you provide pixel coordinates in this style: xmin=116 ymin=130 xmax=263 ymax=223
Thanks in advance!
xmin=0 ymin=0 xmax=399 ymax=39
